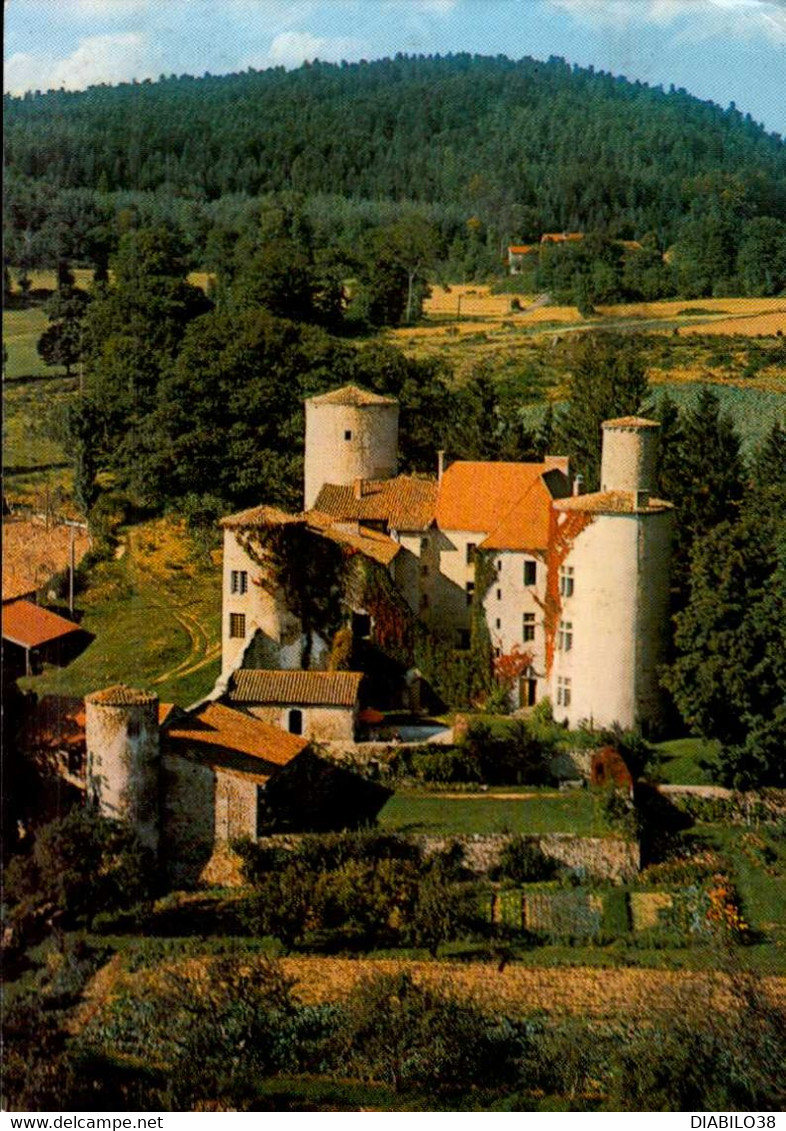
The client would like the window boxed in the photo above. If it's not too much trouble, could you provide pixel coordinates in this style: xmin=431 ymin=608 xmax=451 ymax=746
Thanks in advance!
xmin=497 ymin=588 xmax=502 ymax=600
xmin=557 ymin=676 xmax=571 ymax=707
xmin=344 ymin=429 xmax=352 ymax=441
xmin=288 ymin=708 xmax=303 ymax=735
xmin=466 ymin=542 xmax=477 ymax=565
xmin=494 ymin=646 xmax=502 ymax=658
xmin=421 ymin=536 xmax=429 ymax=553
xmin=352 ymin=612 xmax=371 ymax=639
xmin=524 ymin=560 xmax=537 ymax=586
xmin=559 ymin=566 xmax=574 ymax=598
xmin=229 ymin=613 xmax=246 ymax=639
xmin=458 ymin=629 xmax=471 ymax=650
xmin=558 ymin=620 xmax=573 ymax=651
xmin=230 ymin=569 xmax=248 ymax=595
xmin=466 ymin=581 xmax=475 ymax=606
xmin=522 ymin=612 xmax=535 ymax=642
xmin=495 ymin=617 xmax=501 ymax=630
xmin=497 ymin=560 xmax=502 ymax=573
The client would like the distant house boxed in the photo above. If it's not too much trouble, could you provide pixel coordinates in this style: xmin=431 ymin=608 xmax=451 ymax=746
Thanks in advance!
xmin=540 ymin=232 xmax=584 ymax=246
xmin=225 ymin=668 xmax=364 ymax=740
xmin=507 ymin=244 xmax=536 ymax=274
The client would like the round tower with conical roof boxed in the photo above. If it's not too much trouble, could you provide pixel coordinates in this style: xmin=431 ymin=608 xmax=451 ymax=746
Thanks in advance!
xmin=304 ymin=385 xmax=399 ymax=509
xmin=85 ymin=684 xmax=160 ymax=850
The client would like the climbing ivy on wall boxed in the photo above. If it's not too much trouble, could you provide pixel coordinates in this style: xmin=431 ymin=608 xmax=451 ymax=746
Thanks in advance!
xmin=239 ymin=522 xmax=347 ymax=669
xmin=345 ymin=555 xmax=415 ymax=669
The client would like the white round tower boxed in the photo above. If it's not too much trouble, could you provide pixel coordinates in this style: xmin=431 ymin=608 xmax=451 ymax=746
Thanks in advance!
xmin=304 ymin=385 xmax=399 ymax=510
xmin=600 ymin=417 xmax=660 ymax=495
xmin=85 ymin=685 xmax=160 ymax=851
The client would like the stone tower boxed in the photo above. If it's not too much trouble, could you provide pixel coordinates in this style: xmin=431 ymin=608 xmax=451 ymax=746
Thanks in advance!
xmin=304 ymin=385 xmax=399 ymax=510
xmin=85 ymin=684 xmax=161 ymax=851
xmin=549 ymin=418 xmax=673 ymax=733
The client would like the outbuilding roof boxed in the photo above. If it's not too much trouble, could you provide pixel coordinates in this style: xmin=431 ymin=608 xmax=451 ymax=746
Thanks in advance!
xmin=314 ymin=475 xmax=437 ymax=532
xmin=85 ymin=684 xmax=158 ymax=706
xmin=228 ymin=669 xmax=363 ymax=708
xmin=307 ymin=385 xmax=397 ymax=408
xmin=220 ymin=504 xmax=304 ymax=530
xmin=165 ymin=701 xmax=307 ymax=768
xmin=2 ymin=599 xmax=83 ymax=650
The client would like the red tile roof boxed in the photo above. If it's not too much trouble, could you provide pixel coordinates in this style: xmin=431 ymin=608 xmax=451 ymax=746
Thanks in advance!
xmin=307 ymin=512 xmax=401 ymax=566
xmin=220 ymin=504 xmax=304 ymax=530
xmin=2 ymin=599 xmax=83 ymax=649
xmin=165 ymin=701 xmax=307 ymax=767
xmin=508 ymin=245 xmax=535 ymax=255
xmin=228 ymin=669 xmax=363 ymax=707
xmin=314 ymin=475 xmax=437 ymax=532
xmin=554 ymin=491 xmax=674 ymax=515
xmin=436 ymin=462 xmax=569 ymax=550
xmin=307 ymin=385 xmax=397 ymax=407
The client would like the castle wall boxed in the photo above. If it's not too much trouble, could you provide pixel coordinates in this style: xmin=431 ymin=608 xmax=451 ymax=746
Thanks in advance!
xmin=482 ymin=550 xmax=547 ymax=705
xmin=246 ymin=703 xmax=356 ymax=741
xmin=85 ymin=690 xmax=160 ymax=850
xmin=551 ymin=510 xmax=672 ymax=731
xmin=304 ymin=400 xmax=399 ymax=509
xmin=221 ymin=530 xmax=303 ymax=676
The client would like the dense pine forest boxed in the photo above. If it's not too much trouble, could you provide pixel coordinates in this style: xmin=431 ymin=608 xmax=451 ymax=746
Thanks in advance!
xmin=5 ymin=53 xmax=786 ymax=289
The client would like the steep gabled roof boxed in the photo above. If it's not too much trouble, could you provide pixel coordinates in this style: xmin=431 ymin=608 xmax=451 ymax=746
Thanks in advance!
xmin=2 ymin=600 xmax=83 ymax=649
xmin=313 ymin=475 xmax=437 ymax=532
xmin=307 ymin=385 xmax=397 ymax=407
xmin=165 ymin=701 xmax=307 ymax=769
xmin=435 ymin=461 xmax=569 ymax=549
xmin=306 ymin=512 xmax=401 ymax=566
xmin=228 ymin=669 xmax=363 ymax=707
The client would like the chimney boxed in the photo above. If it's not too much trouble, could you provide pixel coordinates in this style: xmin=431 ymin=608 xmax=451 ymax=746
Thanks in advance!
xmin=437 ymin=450 xmax=445 ymax=483
xmin=353 ymin=478 xmax=364 ymax=500
xmin=572 ymin=474 xmax=584 ymax=496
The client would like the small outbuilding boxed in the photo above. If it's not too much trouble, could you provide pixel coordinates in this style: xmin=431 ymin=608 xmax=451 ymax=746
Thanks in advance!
xmin=225 ymin=668 xmax=364 ymax=740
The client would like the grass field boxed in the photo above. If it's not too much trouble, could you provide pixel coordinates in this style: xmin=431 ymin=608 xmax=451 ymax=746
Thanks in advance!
xmin=3 ymin=306 xmax=58 ymax=380
xmin=378 ymin=786 xmax=611 ymax=837
xmin=652 ymin=737 xmax=719 ymax=785
xmin=18 ymin=517 xmax=222 ymax=707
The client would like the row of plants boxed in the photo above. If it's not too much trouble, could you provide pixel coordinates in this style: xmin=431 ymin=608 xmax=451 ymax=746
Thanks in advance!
xmin=6 ymin=954 xmax=783 ymax=1111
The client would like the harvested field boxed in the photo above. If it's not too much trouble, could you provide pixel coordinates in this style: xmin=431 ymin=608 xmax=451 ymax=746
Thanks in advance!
xmin=677 ymin=310 xmax=786 ymax=336
xmin=116 ymin=955 xmax=786 ymax=1021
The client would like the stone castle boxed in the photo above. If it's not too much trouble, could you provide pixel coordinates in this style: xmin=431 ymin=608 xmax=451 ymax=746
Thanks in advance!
xmin=219 ymin=385 xmax=674 ymax=734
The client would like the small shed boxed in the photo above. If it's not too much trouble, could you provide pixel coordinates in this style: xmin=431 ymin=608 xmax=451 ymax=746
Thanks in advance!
xmin=2 ymin=599 xmax=88 ymax=676
xmin=226 ymin=669 xmax=364 ymax=740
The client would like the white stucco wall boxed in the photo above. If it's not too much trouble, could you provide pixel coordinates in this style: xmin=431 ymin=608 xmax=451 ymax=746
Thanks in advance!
xmin=483 ymin=550 xmax=547 ymax=705
xmin=85 ymin=694 xmax=160 ymax=850
xmin=221 ymin=530 xmax=303 ymax=676
xmin=550 ymin=511 xmax=672 ymax=731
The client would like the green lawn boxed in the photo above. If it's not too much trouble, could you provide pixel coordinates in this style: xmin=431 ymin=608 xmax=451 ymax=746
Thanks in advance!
xmin=18 ymin=519 xmax=222 ymax=708
xmin=3 ymin=306 xmax=58 ymax=380
xmin=703 ymin=825 xmax=786 ymax=956
xmin=378 ymin=787 xmax=611 ymax=837
xmin=653 ymin=737 xmax=719 ymax=785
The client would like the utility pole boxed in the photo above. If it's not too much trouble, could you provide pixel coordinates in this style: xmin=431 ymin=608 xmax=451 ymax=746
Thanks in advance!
xmin=63 ymin=519 xmax=87 ymax=617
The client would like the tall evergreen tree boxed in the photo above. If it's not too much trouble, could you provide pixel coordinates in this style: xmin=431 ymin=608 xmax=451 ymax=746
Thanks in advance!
xmin=555 ymin=333 xmax=650 ymax=490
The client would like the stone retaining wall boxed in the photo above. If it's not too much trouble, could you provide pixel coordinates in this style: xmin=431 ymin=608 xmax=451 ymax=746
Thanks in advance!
xmin=254 ymin=830 xmax=639 ymax=884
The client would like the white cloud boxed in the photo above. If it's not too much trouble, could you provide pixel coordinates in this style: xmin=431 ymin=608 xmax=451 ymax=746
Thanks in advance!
xmin=4 ymin=32 xmax=155 ymax=93
xmin=548 ymin=0 xmax=786 ymax=42
xmin=256 ymin=30 xmax=367 ymax=68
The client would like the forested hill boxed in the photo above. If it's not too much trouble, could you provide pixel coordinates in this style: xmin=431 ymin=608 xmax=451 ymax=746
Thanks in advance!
xmin=5 ymin=53 xmax=786 ymax=240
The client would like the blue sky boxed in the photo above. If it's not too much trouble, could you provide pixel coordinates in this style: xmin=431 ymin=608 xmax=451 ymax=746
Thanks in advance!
xmin=5 ymin=0 xmax=786 ymax=136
